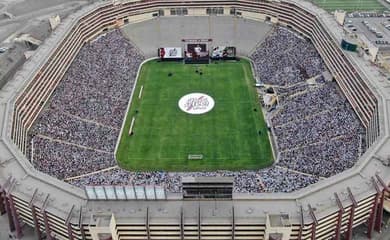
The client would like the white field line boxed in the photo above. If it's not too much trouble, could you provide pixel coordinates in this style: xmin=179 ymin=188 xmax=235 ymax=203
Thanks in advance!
xmin=114 ymin=58 xmax=158 ymax=157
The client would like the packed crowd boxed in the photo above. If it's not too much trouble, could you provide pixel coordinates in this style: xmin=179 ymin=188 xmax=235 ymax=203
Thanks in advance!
xmin=29 ymin=30 xmax=145 ymax=179
xmin=250 ymin=27 xmax=326 ymax=86
xmin=69 ymin=167 xmax=319 ymax=193
xmin=33 ymin=109 xmax=119 ymax=152
xmin=278 ymin=135 xmax=361 ymax=177
xmin=32 ymin=137 xmax=115 ymax=179
xmin=251 ymin=27 xmax=365 ymax=178
xmin=28 ymin=27 xmax=364 ymax=193
xmin=271 ymin=83 xmax=347 ymax=126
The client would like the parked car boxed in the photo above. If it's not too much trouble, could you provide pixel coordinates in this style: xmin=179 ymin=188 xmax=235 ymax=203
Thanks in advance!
xmin=376 ymin=32 xmax=384 ymax=38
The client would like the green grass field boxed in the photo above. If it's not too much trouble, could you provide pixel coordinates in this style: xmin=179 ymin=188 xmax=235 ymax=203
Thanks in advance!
xmin=312 ymin=0 xmax=386 ymax=12
xmin=116 ymin=59 xmax=273 ymax=171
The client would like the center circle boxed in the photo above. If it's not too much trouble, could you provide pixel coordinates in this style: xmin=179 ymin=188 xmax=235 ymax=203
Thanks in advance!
xmin=178 ymin=93 xmax=215 ymax=115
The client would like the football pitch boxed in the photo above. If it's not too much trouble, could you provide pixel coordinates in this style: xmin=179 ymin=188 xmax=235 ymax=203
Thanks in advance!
xmin=116 ymin=59 xmax=273 ymax=171
xmin=312 ymin=0 xmax=386 ymax=12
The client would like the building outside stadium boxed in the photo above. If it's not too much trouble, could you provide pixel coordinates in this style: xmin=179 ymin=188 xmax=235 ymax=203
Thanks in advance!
xmin=0 ymin=0 xmax=389 ymax=240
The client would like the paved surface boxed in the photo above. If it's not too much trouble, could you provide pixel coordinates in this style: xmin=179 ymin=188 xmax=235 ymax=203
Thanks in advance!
xmin=0 ymin=0 xmax=93 ymax=92
xmin=0 ymin=214 xmax=35 ymax=240
xmin=346 ymin=16 xmax=390 ymax=45
xmin=7 ymin=0 xmax=80 ymax=16
xmin=121 ymin=16 xmax=273 ymax=57
xmin=0 ymin=0 xmax=90 ymax=43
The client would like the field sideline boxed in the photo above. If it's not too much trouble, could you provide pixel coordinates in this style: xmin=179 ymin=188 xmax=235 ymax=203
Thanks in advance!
xmin=116 ymin=59 xmax=273 ymax=171
xmin=311 ymin=0 xmax=386 ymax=11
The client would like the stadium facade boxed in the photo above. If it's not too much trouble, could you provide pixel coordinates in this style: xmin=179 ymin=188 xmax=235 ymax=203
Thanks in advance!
xmin=0 ymin=0 xmax=389 ymax=239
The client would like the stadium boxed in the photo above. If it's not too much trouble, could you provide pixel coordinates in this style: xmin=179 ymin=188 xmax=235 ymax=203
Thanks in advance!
xmin=0 ymin=0 xmax=390 ymax=239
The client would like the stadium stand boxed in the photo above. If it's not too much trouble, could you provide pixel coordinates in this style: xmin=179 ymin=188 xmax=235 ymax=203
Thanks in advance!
xmin=25 ymin=24 xmax=364 ymax=194
xmin=250 ymin=27 xmax=365 ymax=178
xmin=28 ymin=29 xmax=144 ymax=179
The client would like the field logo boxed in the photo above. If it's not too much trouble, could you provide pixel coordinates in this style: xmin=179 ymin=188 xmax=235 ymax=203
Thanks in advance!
xmin=178 ymin=93 xmax=215 ymax=115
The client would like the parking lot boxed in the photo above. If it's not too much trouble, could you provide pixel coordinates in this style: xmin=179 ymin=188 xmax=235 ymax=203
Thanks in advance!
xmin=345 ymin=15 xmax=390 ymax=46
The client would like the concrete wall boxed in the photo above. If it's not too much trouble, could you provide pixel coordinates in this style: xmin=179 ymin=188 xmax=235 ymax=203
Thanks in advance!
xmin=121 ymin=16 xmax=273 ymax=57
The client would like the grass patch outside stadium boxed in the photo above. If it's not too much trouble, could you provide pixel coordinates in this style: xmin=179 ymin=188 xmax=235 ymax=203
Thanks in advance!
xmin=116 ymin=59 xmax=273 ymax=171
xmin=311 ymin=0 xmax=386 ymax=12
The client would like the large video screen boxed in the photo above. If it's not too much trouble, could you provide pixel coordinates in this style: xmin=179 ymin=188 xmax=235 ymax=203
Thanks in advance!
xmin=211 ymin=46 xmax=236 ymax=59
xmin=185 ymin=44 xmax=209 ymax=58
xmin=158 ymin=47 xmax=183 ymax=59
